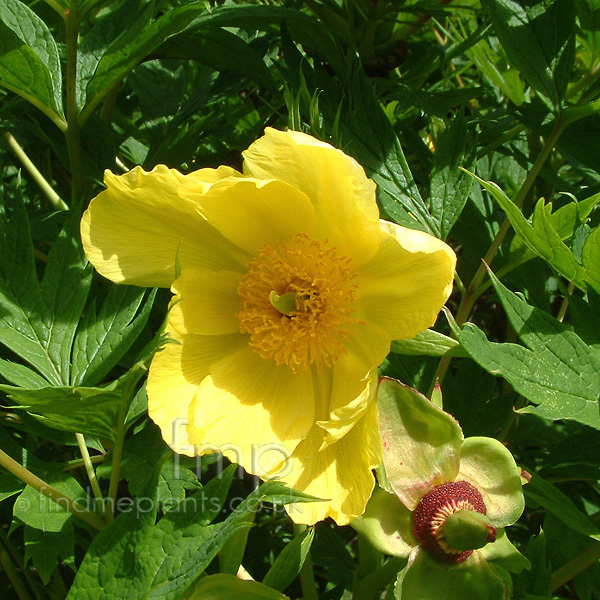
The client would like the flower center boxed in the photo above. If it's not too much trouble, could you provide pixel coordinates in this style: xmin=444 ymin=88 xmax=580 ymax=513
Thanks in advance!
xmin=413 ymin=481 xmax=488 ymax=564
xmin=237 ymin=233 xmax=359 ymax=373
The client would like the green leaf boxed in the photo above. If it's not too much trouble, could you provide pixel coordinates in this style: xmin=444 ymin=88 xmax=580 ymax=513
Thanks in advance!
xmin=377 ymin=378 xmax=463 ymax=510
xmin=14 ymin=473 xmax=86 ymax=533
xmin=469 ymin=173 xmax=590 ymax=290
xmin=0 ymin=372 xmax=137 ymax=441
xmin=112 ymin=424 xmax=200 ymax=509
xmin=65 ymin=456 xmax=167 ymax=600
xmin=481 ymin=0 xmax=576 ymax=110
xmin=263 ymin=527 xmax=315 ymax=591
xmin=159 ymin=28 xmax=277 ymax=93
xmin=77 ymin=0 xmax=148 ymax=109
xmin=0 ymin=197 xmax=60 ymax=384
xmin=219 ymin=510 xmax=255 ymax=575
xmin=390 ymin=329 xmax=466 ymax=358
xmin=67 ymin=474 xmax=316 ymax=600
xmin=0 ymin=358 xmax=47 ymax=388
xmin=0 ymin=202 xmax=91 ymax=385
xmin=71 ymin=287 xmax=156 ymax=387
xmin=457 ymin=270 xmax=600 ymax=429
xmin=82 ymin=4 xmax=202 ymax=118
xmin=429 ymin=112 xmax=477 ymax=239
xmin=187 ymin=574 xmax=289 ymax=600
xmin=147 ymin=480 xmax=320 ymax=600
xmin=581 ymin=225 xmax=600 ymax=293
xmin=524 ymin=473 xmax=600 ymax=542
xmin=338 ymin=62 xmax=437 ymax=234
xmin=24 ymin=520 xmax=74 ymax=585
xmin=506 ymin=192 xmax=600 ymax=272
xmin=0 ymin=0 xmax=64 ymax=118
xmin=39 ymin=214 xmax=93 ymax=383
xmin=465 ymin=33 xmax=526 ymax=106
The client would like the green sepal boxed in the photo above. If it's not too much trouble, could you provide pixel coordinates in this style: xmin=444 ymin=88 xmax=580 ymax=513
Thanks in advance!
xmin=480 ymin=528 xmax=531 ymax=574
xmin=396 ymin=547 xmax=510 ymax=600
xmin=377 ymin=378 xmax=463 ymax=510
xmin=458 ymin=437 xmax=525 ymax=527
xmin=351 ymin=486 xmax=415 ymax=557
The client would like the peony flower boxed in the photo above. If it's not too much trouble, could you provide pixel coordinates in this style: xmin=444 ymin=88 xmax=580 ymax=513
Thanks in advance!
xmin=81 ymin=128 xmax=456 ymax=524
xmin=353 ymin=378 xmax=529 ymax=599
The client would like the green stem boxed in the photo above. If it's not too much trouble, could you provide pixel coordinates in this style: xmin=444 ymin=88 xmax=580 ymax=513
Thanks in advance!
xmin=470 ymin=116 xmax=566 ymax=296
xmin=293 ymin=524 xmax=318 ymax=600
xmin=0 ymin=528 xmax=44 ymax=600
xmin=105 ymin=367 xmax=145 ymax=521
xmin=75 ymin=433 xmax=105 ymax=515
xmin=41 ymin=0 xmax=66 ymax=17
xmin=434 ymin=117 xmax=567 ymax=390
xmin=3 ymin=131 xmax=68 ymax=211
xmin=0 ymin=528 xmax=45 ymax=600
xmin=63 ymin=453 xmax=105 ymax=471
xmin=556 ymin=281 xmax=575 ymax=323
xmin=0 ymin=448 xmax=104 ymax=530
xmin=65 ymin=1 xmax=84 ymax=202
xmin=552 ymin=541 xmax=600 ymax=591
xmin=105 ymin=399 xmax=127 ymax=523
xmin=0 ymin=82 xmax=67 ymax=131
xmin=99 ymin=80 xmax=122 ymax=124
xmin=0 ymin=538 xmax=32 ymax=600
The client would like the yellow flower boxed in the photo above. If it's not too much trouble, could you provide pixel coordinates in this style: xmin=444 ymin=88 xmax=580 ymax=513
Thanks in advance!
xmin=81 ymin=128 xmax=456 ymax=525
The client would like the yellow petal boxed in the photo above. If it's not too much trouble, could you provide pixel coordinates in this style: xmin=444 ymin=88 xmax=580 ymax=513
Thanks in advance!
xmin=356 ymin=220 xmax=456 ymax=340
xmin=314 ymin=318 xmax=392 ymax=447
xmin=282 ymin=399 xmax=382 ymax=525
xmin=169 ymin=269 xmax=242 ymax=336
xmin=146 ymin=325 xmax=245 ymax=456
xmin=180 ymin=177 xmax=316 ymax=256
xmin=81 ymin=166 xmax=247 ymax=288
xmin=188 ymin=346 xmax=314 ymax=476
xmin=242 ymin=128 xmax=380 ymax=266
xmin=186 ymin=165 xmax=244 ymax=191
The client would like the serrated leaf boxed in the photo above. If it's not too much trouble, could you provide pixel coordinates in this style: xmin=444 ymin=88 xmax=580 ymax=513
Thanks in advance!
xmin=71 ymin=287 xmax=155 ymax=386
xmin=0 ymin=0 xmax=64 ymax=117
xmin=507 ymin=192 xmax=600 ymax=272
xmin=263 ymin=527 xmax=315 ymax=591
xmin=24 ymin=520 xmax=74 ymax=585
xmin=66 ymin=471 xmax=314 ymax=600
xmin=147 ymin=480 xmax=318 ymax=600
xmin=429 ymin=112 xmax=477 ymax=239
xmin=481 ymin=0 xmax=576 ymax=110
xmin=0 ymin=202 xmax=91 ymax=385
xmin=470 ymin=173 xmax=590 ymax=290
xmin=457 ymin=270 xmax=600 ymax=429
xmin=0 ymin=370 xmax=141 ymax=441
